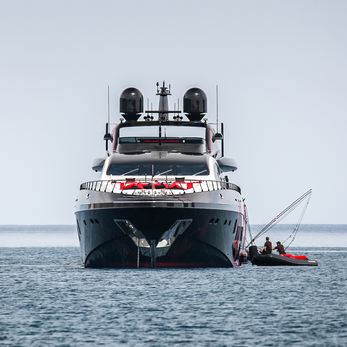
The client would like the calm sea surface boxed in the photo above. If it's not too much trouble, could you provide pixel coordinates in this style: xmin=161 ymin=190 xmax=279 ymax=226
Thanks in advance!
xmin=0 ymin=226 xmax=346 ymax=346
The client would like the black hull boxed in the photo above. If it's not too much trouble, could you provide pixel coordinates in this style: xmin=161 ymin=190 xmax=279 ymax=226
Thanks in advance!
xmin=76 ymin=206 xmax=243 ymax=268
xmin=251 ymin=254 xmax=318 ymax=266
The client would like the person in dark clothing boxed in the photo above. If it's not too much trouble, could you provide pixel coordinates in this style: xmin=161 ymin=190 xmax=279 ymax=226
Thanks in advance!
xmin=263 ymin=237 xmax=272 ymax=254
xmin=274 ymin=241 xmax=286 ymax=255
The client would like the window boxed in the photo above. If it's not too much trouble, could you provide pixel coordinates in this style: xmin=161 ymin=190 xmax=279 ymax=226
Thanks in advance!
xmin=214 ymin=164 xmax=221 ymax=177
xmin=119 ymin=125 xmax=206 ymax=138
xmin=107 ymin=163 xmax=209 ymax=176
xmin=232 ymin=220 xmax=237 ymax=233
xmin=76 ymin=221 xmax=81 ymax=241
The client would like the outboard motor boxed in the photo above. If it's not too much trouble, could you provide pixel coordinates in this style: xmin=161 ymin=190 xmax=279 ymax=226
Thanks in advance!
xmin=248 ymin=245 xmax=259 ymax=261
xmin=120 ymin=87 xmax=143 ymax=121
xmin=183 ymin=88 xmax=207 ymax=121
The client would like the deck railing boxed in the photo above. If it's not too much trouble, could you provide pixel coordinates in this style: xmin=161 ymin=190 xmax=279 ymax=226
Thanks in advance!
xmin=80 ymin=179 xmax=241 ymax=195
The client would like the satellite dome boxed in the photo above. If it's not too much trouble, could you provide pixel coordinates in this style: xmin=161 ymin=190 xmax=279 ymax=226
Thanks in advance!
xmin=119 ymin=87 xmax=143 ymax=121
xmin=183 ymin=88 xmax=207 ymax=121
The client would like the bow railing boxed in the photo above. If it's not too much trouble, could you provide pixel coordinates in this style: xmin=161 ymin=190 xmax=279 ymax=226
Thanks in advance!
xmin=80 ymin=179 xmax=241 ymax=195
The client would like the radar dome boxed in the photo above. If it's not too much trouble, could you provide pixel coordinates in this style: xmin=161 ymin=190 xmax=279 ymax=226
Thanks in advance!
xmin=183 ymin=88 xmax=207 ymax=121
xmin=119 ymin=87 xmax=143 ymax=121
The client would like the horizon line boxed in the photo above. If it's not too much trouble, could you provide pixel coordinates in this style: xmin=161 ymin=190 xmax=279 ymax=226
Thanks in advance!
xmin=0 ymin=223 xmax=346 ymax=227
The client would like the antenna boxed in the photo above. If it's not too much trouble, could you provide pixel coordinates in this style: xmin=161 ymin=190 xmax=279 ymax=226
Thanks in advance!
xmin=107 ymin=85 xmax=110 ymax=126
xmin=216 ymin=84 xmax=219 ymax=133
xmin=221 ymin=122 xmax=224 ymax=157
xmin=106 ymin=85 xmax=110 ymax=152
xmin=103 ymin=85 xmax=113 ymax=154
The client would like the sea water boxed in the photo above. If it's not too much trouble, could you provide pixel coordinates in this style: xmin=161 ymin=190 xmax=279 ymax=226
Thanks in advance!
xmin=0 ymin=226 xmax=346 ymax=346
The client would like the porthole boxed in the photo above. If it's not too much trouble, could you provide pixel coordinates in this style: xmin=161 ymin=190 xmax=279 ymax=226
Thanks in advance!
xmin=215 ymin=218 xmax=219 ymax=224
xmin=90 ymin=219 xmax=94 ymax=224
xmin=224 ymin=220 xmax=228 ymax=225
xmin=208 ymin=218 xmax=214 ymax=224
xmin=83 ymin=220 xmax=87 ymax=226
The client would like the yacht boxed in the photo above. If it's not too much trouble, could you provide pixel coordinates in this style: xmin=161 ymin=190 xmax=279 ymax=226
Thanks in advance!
xmin=75 ymin=82 xmax=248 ymax=267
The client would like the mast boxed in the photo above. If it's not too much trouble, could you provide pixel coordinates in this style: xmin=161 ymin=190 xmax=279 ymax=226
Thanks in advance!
xmin=246 ymin=189 xmax=312 ymax=248
xmin=156 ymin=81 xmax=171 ymax=121
xmin=156 ymin=81 xmax=171 ymax=138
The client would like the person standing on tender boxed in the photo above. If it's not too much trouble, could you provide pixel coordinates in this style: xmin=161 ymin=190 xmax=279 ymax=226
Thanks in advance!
xmin=263 ymin=236 xmax=272 ymax=254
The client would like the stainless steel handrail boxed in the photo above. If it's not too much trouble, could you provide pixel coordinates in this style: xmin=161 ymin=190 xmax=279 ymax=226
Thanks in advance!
xmin=80 ymin=179 xmax=241 ymax=195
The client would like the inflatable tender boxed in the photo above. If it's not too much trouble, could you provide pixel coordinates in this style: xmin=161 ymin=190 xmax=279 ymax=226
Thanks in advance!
xmin=249 ymin=247 xmax=317 ymax=266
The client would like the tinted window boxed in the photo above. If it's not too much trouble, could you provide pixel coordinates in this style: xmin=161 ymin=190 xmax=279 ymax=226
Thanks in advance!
xmin=106 ymin=163 xmax=209 ymax=176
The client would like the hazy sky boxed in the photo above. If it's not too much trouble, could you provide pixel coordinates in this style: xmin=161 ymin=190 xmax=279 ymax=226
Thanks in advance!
xmin=0 ymin=0 xmax=346 ymax=224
